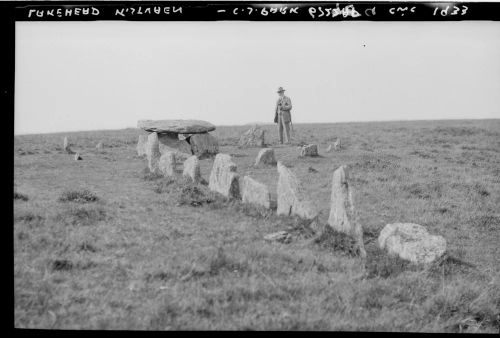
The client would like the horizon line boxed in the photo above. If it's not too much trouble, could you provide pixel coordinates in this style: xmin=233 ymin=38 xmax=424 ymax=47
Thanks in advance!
xmin=14 ymin=117 xmax=500 ymax=136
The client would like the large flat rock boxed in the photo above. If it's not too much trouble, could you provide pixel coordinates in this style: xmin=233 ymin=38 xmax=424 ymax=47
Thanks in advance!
xmin=138 ymin=119 xmax=216 ymax=134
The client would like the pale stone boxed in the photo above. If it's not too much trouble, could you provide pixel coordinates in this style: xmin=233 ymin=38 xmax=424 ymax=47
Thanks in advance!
xmin=327 ymin=166 xmax=365 ymax=257
xmin=276 ymin=161 xmax=318 ymax=220
xmin=333 ymin=138 xmax=341 ymax=151
xmin=238 ymin=125 xmax=265 ymax=147
xmin=264 ymin=231 xmax=291 ymax=244
xmin=96 ymin=142 xmax=103 ymax=151
xmin=157 ymin=132 xmax=192 ymax=159
xmin=326 ymin=144 xmax=333 ymax=153
xmin=137 ymin=135 xmax=148 ymax=156
xmin=300 ymin=144 xmax=318 ymax=157
xmin=183 ymin=155 xmax=201 ymax=183
xmin=378 ymin=223 xmax=447 ymax=264
xmin=74 ymin=153 xmax=82 ymax=161
xmin=189 ymin=133 xmax=219 ymax=159
xmin=138 ymin=119 xmax=216 ymax=134
xmin=255 ymin=148 xmax=276 ymax=166
xmin=159 ymin=151 xmax=176 ymax=177
xmin=146 ymin=132 xmax=162 ymax=174
xmin=242 ymin=176 xmax=271 ymax=209
xmin=208 ymin=154 xmax=240 ymax=199
xmin=63 ymin=137 xmax=69 ymax=151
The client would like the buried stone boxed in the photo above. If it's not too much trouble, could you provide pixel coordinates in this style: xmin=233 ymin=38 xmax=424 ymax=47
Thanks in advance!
xmin=242 ymin=176 xmax=271 ymax=209
xmin=328 ymin=165 xmax=365 ymax=258
xmin=276 ymin=161 xmax=318 ymax=220
xmin=255 ymin=148 xmax=276 ymax=166
xmin=378 ymin=223 xmax=447 ymax=265
xmin=300 ymin=144 xmax=318 ymax=157
xmin=183 ymin=155 xmax=201 ymax=183
xmin=208 ymin=153 xmax=240 ymax=199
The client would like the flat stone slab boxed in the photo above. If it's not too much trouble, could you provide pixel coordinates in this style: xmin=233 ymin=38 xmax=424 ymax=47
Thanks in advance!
xmin=264 ymin=231 xmax=292 ymax=244
xmin=138 ymin=119 xmax=216 ymax=134
xmin=209 ymin=154 xmax=240 ymax=199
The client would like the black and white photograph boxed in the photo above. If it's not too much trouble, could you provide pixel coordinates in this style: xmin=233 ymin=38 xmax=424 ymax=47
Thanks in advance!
xmin=11 ymin=0 xmax=500 ymax=332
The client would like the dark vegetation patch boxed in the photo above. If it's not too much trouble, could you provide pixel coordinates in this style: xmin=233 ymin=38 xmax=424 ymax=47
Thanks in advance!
xmin=432 ymin=126 xmax=482 ymax=137
xmin=142 ymin=168 xmax=164 ymax=181
xmin=15 ymin=211 xmax=45 ymax=227
xmin=409 ymin=150 xmax=434 ymax=159
xmin=402 ymin=182 xmax=443 ymax=199
xmin=144 ymin=271 xmax=175 ymax=283
xmin=426 ymin=253 xmax=478 ymax=279
xmin=207 ymin=247 xmax=249 ymax=276
xmin=54 ymin=205 xmax=108 ymax=226
xmin=365 ymin=245 xmax=417 ymax=279
xmin=468 ymin=215 xmax=500 ymax=232
xmin=14 ymin=192 xmax=29 ymax=201
xmin=78 ymin=242 xmax=97 ymax=253
xmin=313 ymin=226 xmax=358 ymax=257
xmin=58 ymin=189 xmax=99 ymax=203
xmin=50 ymin=259 xmax=97 ymax=272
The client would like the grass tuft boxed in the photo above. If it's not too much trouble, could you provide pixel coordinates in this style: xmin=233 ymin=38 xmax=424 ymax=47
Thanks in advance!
xmin=14 ymin=192 xmax=29 ymax=201
xmin=54 ymin=205 xmax=107 ymax=226
xmin=58 ymin=189 xmax=99 ymax=203
xmin=313 ymin=226 xmax=358 ymax=257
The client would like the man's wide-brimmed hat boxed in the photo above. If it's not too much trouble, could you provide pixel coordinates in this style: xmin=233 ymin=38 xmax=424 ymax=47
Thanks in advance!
xmin=277 ymin=87 xmax=285 ymax=93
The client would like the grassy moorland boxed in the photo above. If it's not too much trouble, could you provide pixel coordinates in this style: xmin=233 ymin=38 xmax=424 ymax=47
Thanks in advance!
xmin=14 ymin=119 xmax=500 ymax=331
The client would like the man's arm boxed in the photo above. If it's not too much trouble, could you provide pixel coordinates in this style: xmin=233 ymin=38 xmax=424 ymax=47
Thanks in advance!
xmin=280 ymin=97 xmax=292 ymax=111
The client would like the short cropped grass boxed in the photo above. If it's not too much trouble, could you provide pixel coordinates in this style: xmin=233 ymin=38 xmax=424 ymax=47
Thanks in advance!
xmin=14 ymin=120 xmax=500 ymax=331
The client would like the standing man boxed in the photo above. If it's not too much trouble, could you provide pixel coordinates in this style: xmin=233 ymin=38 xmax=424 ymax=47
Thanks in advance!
xmin=274 ymin=87 xmax=292 ymax=144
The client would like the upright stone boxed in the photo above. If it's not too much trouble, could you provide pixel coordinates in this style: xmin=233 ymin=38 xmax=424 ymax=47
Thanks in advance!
xmin=96 ymin=142 xmax=104 ymax=151
xmin=238 ymin=125 xmax=265 ymax=147
xmin=326 ymin=144 xmax=333 ymax=153
xmin=378 ymin=223 xmax=447 ymax=264
xmin=300 ymin=144 xmax=318 ymax=157
xmin=277 ymin=161 xmax=318 ymax=220
xmin=183 ymin=155 xmax=201 ymax=183
xmin=74 ymin=153 xmax=82 ymax=161
xmin=189 ymin=133 xmax=219 ymax=159
xmin=242 ymin=176 xmax=271 ymax=209
xmin=255 ymin=148 xmax=276 ymax=166
xmin=159 ymin=151 xmax=176 ymax=177
xmin=146 ymin=132 xmax=161 ymax=174
xmin=209 ymin=154 xmax=240 ymax=199
xmin=327 ymin=166 xmax=365 ymax=257
xmin=63 ymin=137 xmax=69 ymax=151
xmin=137 ymin=135 xmax=148 ymax=156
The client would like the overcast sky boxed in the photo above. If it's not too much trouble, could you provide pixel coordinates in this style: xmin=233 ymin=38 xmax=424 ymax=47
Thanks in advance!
xmin=15 ymin=20 xmax=500 ymax=135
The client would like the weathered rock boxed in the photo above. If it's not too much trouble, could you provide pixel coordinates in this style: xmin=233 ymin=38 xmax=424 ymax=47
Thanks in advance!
xmin=146 ymin=133 xmax=162 ymax=174
xmin=157 ymin=132 xmax=192 ymax=160
xmin=183 ymin=155 xmax=201 ymax=183
xmin=264 ymin=231 xmax=292 ymax=244
xmin=300 ymin=144 xmax=318 ymax=157
xmin=63 ymin=137 xmax=74 ymax=153
xmin=327 ymin=166 xmax=365 ymax=257
xmin=209 ymin=154 xmax=240 ymax=199
xmin=189 ymin=133 xmax=219 ymax=159
xmin=333 ymin=138 xmax=341 ymax=151
xmin=378 ymin=223 xmax=447 ymax=264
xmin=96 ymin=142 xmax=103 ymax=151
xmin=238 ymin=125 xmax=265 ymax=147
xmin=138 ymin=119 xmax=216 ymax=134
xmin=74 ymin=153 xmax=82 ymax=161
xmin=254 ymin=148 xmax=276 ymax=166
xmin=277 ymin=161 xmax=318 ymax=220
xmin=326 ymin=144 xmax=332 ymax=153
xmin=137 ymin=135 xmax=148 ymax=156
xmin=242 ymin=176 xmax=271 ymax=209
xmin=159 ymin=151 xmax=176 ymax=177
